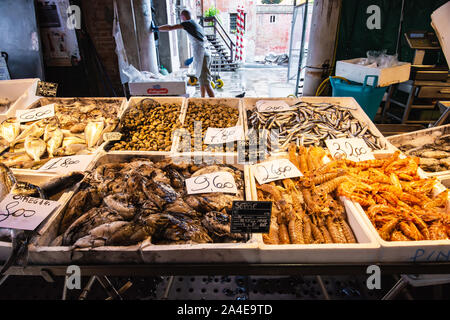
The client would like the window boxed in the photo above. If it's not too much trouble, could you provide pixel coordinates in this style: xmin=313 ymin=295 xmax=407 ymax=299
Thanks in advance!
xmin=230 ymin=12 xmax=246 ymax=33
xmin=270 ymin=15 xmax=276 ymax=23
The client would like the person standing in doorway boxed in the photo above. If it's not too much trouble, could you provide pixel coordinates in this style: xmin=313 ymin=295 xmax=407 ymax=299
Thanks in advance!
xmin=152 ymin=9 xmax=215 ymax=97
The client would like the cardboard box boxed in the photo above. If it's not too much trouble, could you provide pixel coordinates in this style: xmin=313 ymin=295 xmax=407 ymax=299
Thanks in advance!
xmin=129 ymin=80 xmax=187 ymax=96
xmin=336 ymin=58 xmax=411 ymax=87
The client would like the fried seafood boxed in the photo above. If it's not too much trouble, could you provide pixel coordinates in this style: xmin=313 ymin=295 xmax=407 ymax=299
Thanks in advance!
xmin=56 ymin=158 xmax=246 ymax=248
xmin=336 ymin=153 xmax=450 ymax=241
xmin=258 ymin=144 xmax=357 ymax=245
xmin=111 ymin=99 xmax=182 ymax=151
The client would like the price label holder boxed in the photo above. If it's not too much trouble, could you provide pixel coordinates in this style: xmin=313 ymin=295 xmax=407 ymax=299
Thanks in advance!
xmin=253 ymin=158 xmax=303 ymax=185
xmin=103 ymin=132 xmax=122 ymax=142
xmin=204 ymin=126 xmax=244 ymax=145
xmin=325 ymin=138 xmax=375 ymax=162
xmin=256 ymin=100 xmax=294 ymax=112
xmin=230 ymin=201 xmax=272 ymax=234
xmin=36 ymin=81 xmax=58 ymax=97
xmin=0 ymin=194 xmax=60 ymax=230
xmin=185 ymin=172 xmax=238 ymax=195
xmin=16 ymin=104 xmax=55 ymax=123
xmin=38 ymin=155 xmax=94 ymax=174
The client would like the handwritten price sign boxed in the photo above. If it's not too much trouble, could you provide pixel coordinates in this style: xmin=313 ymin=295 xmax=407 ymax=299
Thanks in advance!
xmin=186 ymin=172 xmax=238 ymax=195
xmin=325 ymin=138 xmax=375 ymax=162
xmin=204 ymin=126 xmax=244 ymax=145
xmin=253 ymin=159 xmax=303 ymax=184
xmin=39 ymin=155 xmax=94 ymax=174
xmin=103 ymin=132 xmax=123 ymax=142
xmin=16 ymin=104 xmax=55 ymax=123
xmin=0 ymin=194 xmax=60 ymax=230
xmin=256 ymin=100 xmax=294 ymax=112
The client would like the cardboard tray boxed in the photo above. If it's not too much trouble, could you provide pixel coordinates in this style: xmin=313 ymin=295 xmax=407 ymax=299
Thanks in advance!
xmin=28 ymin=152 xmax=259 ymax=265
xmin=387 ymin=124 xmax=450 ymax=177
xmin=247 ymin=153 xmax=380 ymax=263
xmin=345 ymin=152 xmax=450 ymax=263
xmin=172 ymin=98 xmax=245 ymax=154
xmin=0 ymin=171 xmax=79 ymax=262
xmin=103 ymin=96 xmax=186 ymax=154
xmin=0 ymin=78 xmax=40 ymax=122
xmin=242 ymin=96 xmax=393 ymax=154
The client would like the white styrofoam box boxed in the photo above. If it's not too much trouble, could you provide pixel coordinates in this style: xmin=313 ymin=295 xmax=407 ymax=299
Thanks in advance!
xmin=432 ymin=2 xmax=450 ymax=67
xmin=29 ymin=152 xmax=260 ymax=265
xmin=347 ymin=152 xmax=450 ymax=263
xmin=0 ymin=78 xmax=40 ymax=121
xmin=247 ymin=156 xmax=380 ymax=264
xmin=129 ymin=80 xmax=187 ymax=96
xmin=336 ymin=58 xmax=411 ymax=87
xmin=0 ymin=171 xmax=78 ymax=262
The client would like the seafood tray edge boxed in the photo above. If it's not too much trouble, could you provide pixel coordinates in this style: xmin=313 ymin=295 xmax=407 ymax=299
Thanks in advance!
xmin=0 ymin=172 xmax=78 ymax=261
xmin=28 ymin=152 xmax=260 ymax=265
xmin=172 ymin=97 xmax=245 ymax=154
xmin=247 ymin=154 xmax=380 ymax=264
xmin=387 ymin=124 xmax=450 ymax=177
xmin=348 ymin=151 xmax=450 ymax=263
xmin=0 ymin=79 xmax=40 ymax=122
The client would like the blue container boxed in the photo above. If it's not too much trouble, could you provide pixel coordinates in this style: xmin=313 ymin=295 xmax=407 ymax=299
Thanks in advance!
xmin=329 ymin=75 xmax=386 ymax=121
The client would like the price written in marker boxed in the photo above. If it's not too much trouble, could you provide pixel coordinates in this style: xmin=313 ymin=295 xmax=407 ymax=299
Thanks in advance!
xmin=16 ymin=104 xmax=55 ymax=123
xmin=253 ymin=159 xmax=303 ymax=185
xmin=325 ymin=138 xmax=375 ymax=162
xmin=103 ymin=132 xmax=122 ymax=142
xmin=204 ymin=126 xmax=244 ymax=145
xmin=185 ymin=172 xmax=238 ymax=195
xmin=0 ymin=194 xmax=60 ymax=230
xmin=256 ymin=100 xmax=294 ymax=112
xmin=38 ymin=155 xmax=94 ymax=174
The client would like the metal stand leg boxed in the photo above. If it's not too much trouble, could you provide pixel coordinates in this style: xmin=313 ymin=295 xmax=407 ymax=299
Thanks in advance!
xmin=316 ymin=276 xmax=330 ymax=300
xmin=0 ymin=275 xmax=9 ymax=287
xmin=401 ymin=85 xmax=417 ymax=124
xmin=381 ymin=278 xmax=408 ymax=300
xmin=105 ymin=281 xmax=133 ymax=301
xmin=96 ymin=275 xmax=123 ymax=300
xmin=162 ymin=276 xmax=175 ymax=300
xmin=62 ymin=275 xmax=68 ymax=300
xmin=382 ymin=85 xmax=395 ymax=122
xmin=79 ymin=276 xmax=97 ymax=300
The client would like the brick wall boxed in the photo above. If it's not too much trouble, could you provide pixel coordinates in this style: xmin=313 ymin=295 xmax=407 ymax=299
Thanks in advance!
xmin=81 ymin=0 xmax=123 ymax=96
xmin=255 ymin=12 xmax=292 ymax=57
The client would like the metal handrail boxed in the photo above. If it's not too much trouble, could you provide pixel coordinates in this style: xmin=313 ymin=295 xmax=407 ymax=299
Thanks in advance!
xmin=203 ymin=16 xmax=235 ymax=62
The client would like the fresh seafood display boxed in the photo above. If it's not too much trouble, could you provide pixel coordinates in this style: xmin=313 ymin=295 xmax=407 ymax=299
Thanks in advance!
xmin=247 ymin=101 xmax=385 ymax=151
xmin=0 ymin=98 xmax=122 ymax=169
xmin=111 ymin=99 xmax=181 ymax=151
xmin=392 ymin=131 xmax=450 ymax=173
xmin=53 ymin=158 xmax=246 ymax=248
xmin=257 ymin=145 xmax=357 ymax=245
xmin=336 ymin=152 xmax=450 ymax=241
xmin=177 ymin=102 xmax=240 ymax=152
xmin=0 ymin=98 xmax=13 ymax=113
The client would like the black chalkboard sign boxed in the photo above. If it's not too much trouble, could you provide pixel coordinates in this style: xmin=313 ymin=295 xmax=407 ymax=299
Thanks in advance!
xmin=230 ymin=201 xmax=272 ymax=234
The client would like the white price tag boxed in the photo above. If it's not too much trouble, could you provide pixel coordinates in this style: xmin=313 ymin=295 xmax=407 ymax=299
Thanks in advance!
xmin=0 ymin=194 xmax=60 ymax=230
xmin=204 ymin=126 xmax=244 ymax=145
xmin=256 ymin=100 xmax=294 ymax=112
xmin=103 ymin=132 xmax=122 ymax=142
xmin=16 ymin=104 xmax=55 ymax=123
xmin=38 ymin=155 xmax=94 ymax=174
xmin=253 ymin=159 xmax=303 ymax=185
xmin=325 ymin=138 xmax=375 ymax=162
xmin=186 ymin=172 xmax=238 ymax=195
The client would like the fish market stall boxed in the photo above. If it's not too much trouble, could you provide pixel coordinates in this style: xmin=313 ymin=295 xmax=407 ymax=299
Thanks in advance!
xmin=29 ymin=152 xmax=259 ymax=264
xmin=0 ymin=97 xmax=126 ymax=172
xmin=387 ymin=124 xmax=450 ymax=176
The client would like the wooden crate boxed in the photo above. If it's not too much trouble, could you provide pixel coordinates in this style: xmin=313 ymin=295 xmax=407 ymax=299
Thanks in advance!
xmin=29 ymin=152 xmax=259 ymax=265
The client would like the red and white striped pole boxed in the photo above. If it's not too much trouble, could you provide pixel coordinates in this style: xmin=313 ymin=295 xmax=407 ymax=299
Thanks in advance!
xmin=235 ymin=6 xmax=245 ymax=62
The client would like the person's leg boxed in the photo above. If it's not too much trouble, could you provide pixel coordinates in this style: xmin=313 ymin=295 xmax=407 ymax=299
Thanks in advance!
xmin=200 ymin=85 xmax=206 ymax=97
xmin=205 ymin=82 xmax=215 ymax=97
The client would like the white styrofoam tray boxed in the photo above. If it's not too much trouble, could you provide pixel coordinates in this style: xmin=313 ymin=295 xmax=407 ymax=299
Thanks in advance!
xmin=29 ymin=152 xmax=260 ymax=265
xmin=0 ymin=78 xmax=40 ymax=121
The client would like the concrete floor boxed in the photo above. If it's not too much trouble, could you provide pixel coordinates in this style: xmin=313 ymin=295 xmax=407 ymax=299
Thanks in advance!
xmin=188 ymin=65 xmax=300 ymax=98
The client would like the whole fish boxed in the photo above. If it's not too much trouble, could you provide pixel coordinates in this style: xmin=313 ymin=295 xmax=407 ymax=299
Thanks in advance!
xmin=44 ymin=124 xmax=63 ymax=157
xmin=85 ymin=119 xmax=104 ymax=148
xmin=62 ymin=136 xmax=86 ymax=148
xmin=0 ymin=118 xmax=20 ymax=143
xmin=12 ymin=119 xmax=45 ymax=147
xmin=24 ymin=136 xmax=47 ymax=161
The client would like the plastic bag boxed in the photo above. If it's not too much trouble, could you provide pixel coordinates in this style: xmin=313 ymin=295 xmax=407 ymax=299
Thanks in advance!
xmin=366 ymin=50 xmax=400 ymax=68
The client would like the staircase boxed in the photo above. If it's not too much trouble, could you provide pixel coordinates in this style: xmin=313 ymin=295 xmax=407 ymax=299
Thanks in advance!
xmin=202 ymin=17 xmax=239 ymax=71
